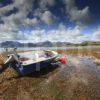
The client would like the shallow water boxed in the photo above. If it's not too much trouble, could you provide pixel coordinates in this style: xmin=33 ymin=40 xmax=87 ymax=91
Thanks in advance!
xmin=0 ymin=46 xmax=100 ymax=52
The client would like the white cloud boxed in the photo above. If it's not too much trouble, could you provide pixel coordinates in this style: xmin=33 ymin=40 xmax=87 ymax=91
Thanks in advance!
xmin=0 ymin=0 xmax=36 ymax=40
xmin=91 ymin=27 xmax=100 ymax=41
xmin=0 ymin=0 xmax=57 ymax=41
xmin=0 ymin=0 xmax=98 ymax=43
xmin=0 ymin=0 xmax=33 ymax=29
xmin=0 ymin=4 xmax=14 ymax=15
xmin=64 ymin=0 xmax=91 ymax=25
xmin=33 ymin=8 xmax=57 ymax=25
xmin=33 ymin=8 xmax=43 ymax=17
xmin=39 ymin=0 xmax=55 ymax=9
xmin=41 ymin=10 xmax=56 ymax=24
xmin=21 ymin=24 xmax=83 ymax=43
xmin=0 ymin=24 xmax=26 ymax=40
xmin=24 ymin=18 xmax=40 ymax=25
xmin=0 ymin=0 xmax=57 ymax=30
xmin=25 ymin=25 xmax=100 ymax=43
xmin=58 ymin=23 xmax=66 ymax=31
xmin=0 ymin=23 xmax=100 ymax=43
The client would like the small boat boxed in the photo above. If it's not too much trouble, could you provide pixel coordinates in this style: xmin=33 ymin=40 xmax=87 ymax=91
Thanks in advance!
xmin=4 ymin=50 xmax=60 ymax=75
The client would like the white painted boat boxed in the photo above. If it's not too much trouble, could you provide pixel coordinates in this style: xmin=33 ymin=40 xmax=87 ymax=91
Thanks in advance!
xmin=5 ymin=50 xmax=59 ymax=75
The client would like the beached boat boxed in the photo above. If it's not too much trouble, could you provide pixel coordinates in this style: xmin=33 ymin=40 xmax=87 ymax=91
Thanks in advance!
xmin=4 ymin=50 xmax=59 ymax=75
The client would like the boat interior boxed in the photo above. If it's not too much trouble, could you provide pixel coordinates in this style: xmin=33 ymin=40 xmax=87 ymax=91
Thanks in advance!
xmin=18 ymin=50 xmax=58 ymax=65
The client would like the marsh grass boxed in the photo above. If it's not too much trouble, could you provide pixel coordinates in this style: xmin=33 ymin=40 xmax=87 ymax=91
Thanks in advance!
xmin=57 ymin=47 xmax=100 ymax=59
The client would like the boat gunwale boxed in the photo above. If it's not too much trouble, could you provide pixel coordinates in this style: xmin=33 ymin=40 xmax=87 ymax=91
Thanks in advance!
xmin=18 ymin=50 xmax=58 ymax=66
xmin=21 ymin=55 xmax=58 ymax=66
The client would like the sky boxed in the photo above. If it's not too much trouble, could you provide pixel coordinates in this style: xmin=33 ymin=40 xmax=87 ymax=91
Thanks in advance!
xmin=0 ymin=0 xmax=100 ymax=43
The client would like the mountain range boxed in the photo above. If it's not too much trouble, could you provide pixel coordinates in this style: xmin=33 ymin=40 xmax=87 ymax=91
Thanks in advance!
xmin=0 ymin=41 xmax=100 ymax=48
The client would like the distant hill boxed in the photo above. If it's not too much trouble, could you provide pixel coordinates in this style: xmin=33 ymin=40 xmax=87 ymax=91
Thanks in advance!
xmin=0 ymin=41 xmax=100 ymax=48
xmin=36 ymin=41 xmax=53 ymax=47
xmin=0 ymin=41 xmax=53 ymax=48
xmin=81 ymin=41 xmax=100 ymax=46
xmin=0 ymin=41 xmax=23 ymax=47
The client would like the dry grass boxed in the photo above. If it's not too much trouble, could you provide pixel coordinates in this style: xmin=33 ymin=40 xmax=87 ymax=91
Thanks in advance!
xmin=57 ymin=47 xmax=100 ymax=59
xmin=0 ymin=53 xmax=7 ymax=64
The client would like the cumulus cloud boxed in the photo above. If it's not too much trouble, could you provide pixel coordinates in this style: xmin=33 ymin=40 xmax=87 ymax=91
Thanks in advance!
xmin=0 ymin=24 xmax=26 ymax=40
xmin=41 ymin=10 xmax=56 ymax=24
xmin=20 ymin=24 xmax=83 ymax=43
xmin=0 ymin=0 xmax=35 ymax=40
xmin=64 ymin=0 xmax=91 ymax=25
xmin=0 ymin=23 xmax=82 ymax=42
xmin=0 ymin=0 xmax=57 ymax=29
xmin=0 ymin=0 xmax=58 ymax=41
xmin=24 ymin=18 xmax=40 ymax=25
xmin=0 ymin=0 xmax=97 ymax=42
xmin=0 ymin=4 xmax=14 ymax=15
xmin=91 ymin=27 xmax=100 ymax=41
xmin=39 ymin=0 xmax=55 ymax=10
xmin=0 ymin=0 xmax=33 ymax=28
xmin=24 ymin=25 xmax=100 ymax=43
xmin=0 ymin=22 xmax=99 ymax=43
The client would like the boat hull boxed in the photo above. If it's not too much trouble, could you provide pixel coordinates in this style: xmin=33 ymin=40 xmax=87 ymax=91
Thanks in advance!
xmin=12 ymin=57 xmax=55 ymax=75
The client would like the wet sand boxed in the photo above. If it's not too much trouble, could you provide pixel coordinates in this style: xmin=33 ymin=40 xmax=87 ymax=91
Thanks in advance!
xmin=0 ymin=48 xmax=100 ymax=100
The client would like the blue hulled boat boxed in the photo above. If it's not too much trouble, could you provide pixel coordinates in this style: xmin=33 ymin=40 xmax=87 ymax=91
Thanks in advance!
xmin=4 ymin=50 xmax=58 ymax=75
